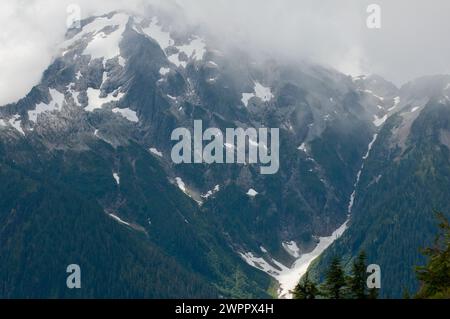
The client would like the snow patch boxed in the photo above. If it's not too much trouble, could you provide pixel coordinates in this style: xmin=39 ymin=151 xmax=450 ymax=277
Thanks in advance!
xmin=109 ymin=213 xmax=130 ymax=227
xmin=388 ymin=96 xmax=401 ymax=112
xmin=85 ymin=88 xmax=124 ymax=112
xmin=411 ymin=106 xmax=420 ymax=113
xmin=242 ymin=82 xmax=274 ymax=107
xmin=168 ymin=54 xmax=187 ymax=68
xmin=177 ymin=36 xmax=206 ymax=61
xmin=282 ymin=241 xmax=301 ymax=258
xmin=112 ymin=107 xmax=139 ymax=122
xmin=363 ymin=134 xmax=378 ymax=160
xmin=201 ymin=185 xmax=220 ymax=199
xmin=239 ymin=252 xmax=288 ymax=277
xmin=9 ymin=115 xmax=24 ymax=135
xmin=113 ymin=173 xmax=120 ymax=185
xmin=373 ymin=114 xmax=388 ymax=127
xmin=175 ymin=177 xmax=187 ymax=194
xmin=254 ymin=82 xmax=274 ymax=102
xmin=118 ymin=56 xmax=126 ymax=67
xmin=28 ymin=89 xmax=65 ymax=123
xmin=159 ymin=67 xmax=170 ymax=76
xmin=164 ymin=35 xmax=207 ymax=68
xmin=241 ymin=93 xmax=254 ymax=107
xmin=298 ymin=143 xmax=308 ymax=153
xmin=141 ymin=17 xmax=174 ymax=51
xmin=363 ymin=89 xmax=384 ymax=101
xmin=246 ymin=189 xmax=258 ymax=197
xmin=149 ymin=147 xmax=163 ymax=157
xmin=80 ymin=14 xmax=129 ymax=64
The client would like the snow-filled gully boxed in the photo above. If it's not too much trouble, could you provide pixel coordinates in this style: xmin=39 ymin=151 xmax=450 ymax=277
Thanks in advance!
xmin=239 ymin=133 xmax=379 ymax=298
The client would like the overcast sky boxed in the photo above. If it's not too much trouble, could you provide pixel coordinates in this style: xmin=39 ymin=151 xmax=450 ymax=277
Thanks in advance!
xmin=1 ymin=0 xmax=449 ymax=105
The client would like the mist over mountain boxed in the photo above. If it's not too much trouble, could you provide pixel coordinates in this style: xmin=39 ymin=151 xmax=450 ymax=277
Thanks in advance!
xmin=2 ymin=0 xmax=450 ymax=105
xmin=0 ymin=4 xmax=449 ymax=299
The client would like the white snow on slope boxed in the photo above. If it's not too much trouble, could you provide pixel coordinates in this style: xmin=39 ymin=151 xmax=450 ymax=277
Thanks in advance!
xmin=298 ymin=143 xmax=308 ymax=153
xmin=149 ymin=147 xmax=163 ymax=157
xmin=201 ymin=185 xmax=220 ymax=199
xmin=140 ymin=17 xmax=206 ymax=69
xmin=168 ymin=36 xmax=207 ymax=68
xmin=242 ymin=82 xmax=274 ymax=107
xmin=112 ymin=107 xmax=139 ymax=122
xmin=109 ymin=213 xmax=130 ymax=227
xmin=9 ymin=115 xmax=24 ymax=135
xmin=348 ymin=133 xmax=378 ymax=214
xmin=363 ymin=89 xmax=384 ymax=101
xmin=85 ymin=88 xmax=124 ymax=112
xmin=159 ymin=67 xmax=171 ymax=76
xmin=246 ymin=189 xmax=258 ymax=197
xmin=113 ymin=173 xmax=120 ymax=185
xmin=175 ymin=177 xmax=187 ymax=193
xmin=177 ymin=36 xmax=206 ymax=61
xmin=373 ymin=114 xmax=388 ymax=127
xmin=118 ymin=56 xmax=126 ymax=67
xmin=168 ymin=54 xmax=187 ymax=68
xmin=411 ymin=106 xmax=420 ymax=113
xmin=0 ymin=119 xmax=5 ymax=127
xmin=388 ymin=96 xmax=401 ymax=112
xmin=241 ymin=93 xmax=254 ymax=107
xmin=173 ymin=177 xmax=201 ymax=205
xmin=28 ymin=89 xmax=65 ymax=123
xmin=277 ymin=221 xmax=349 ymax=298
xmin=63 ymin=13 xmax=129 ymax=65
xmin=141 ymin=17 xmax=174 ymax=50
xmin=254 ymin=82 xmax=274 ymax=101
xmin=363 ymin=133 xmax=378 ymax=160
xmin=282 ymin=241 xmax=301 ymax=258
xmin=239 ymin=252 xmax=288 ymax=277
xmin=239 ymin=221 xmax=349 ymax=299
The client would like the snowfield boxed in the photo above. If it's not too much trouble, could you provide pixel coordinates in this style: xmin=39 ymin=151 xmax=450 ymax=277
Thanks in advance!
xmin=112 ymin=107 xmax=139 ymax=122
xmin=28 ymin=89 xmax=65 ymax=123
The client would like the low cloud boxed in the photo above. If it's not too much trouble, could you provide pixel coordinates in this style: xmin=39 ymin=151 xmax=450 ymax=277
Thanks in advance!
xmin=0 ymin=0 xmax=449 ymax=105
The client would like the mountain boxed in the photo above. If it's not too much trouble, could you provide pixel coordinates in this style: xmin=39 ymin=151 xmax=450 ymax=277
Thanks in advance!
xmin=310 ymin=75 xmax=450 ymax=297
xmin=0 ymin=9 xmax=448 ymax=298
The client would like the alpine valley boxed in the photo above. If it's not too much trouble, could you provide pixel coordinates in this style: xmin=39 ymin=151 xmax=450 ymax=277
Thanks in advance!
xmin=1 ymin=7 xmax=449 ymax=299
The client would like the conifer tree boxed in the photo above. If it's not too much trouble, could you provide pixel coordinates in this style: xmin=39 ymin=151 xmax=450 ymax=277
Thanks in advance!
xmin=415 ymin=213 xmax=450 ymax=299
xmin=368 ymin=286 xmax=379 ymax=299
xmin=293 ymin=272 xmax=319 ymax=299
xmin=322 ymin=256 xmax=346 ymax=299
xmin=348 ymin=251 xmax=368 ymax=299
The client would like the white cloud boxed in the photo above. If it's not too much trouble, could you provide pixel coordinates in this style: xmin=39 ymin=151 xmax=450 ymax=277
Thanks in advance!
xmin=1 ymin=0 xmax=450 ymax=105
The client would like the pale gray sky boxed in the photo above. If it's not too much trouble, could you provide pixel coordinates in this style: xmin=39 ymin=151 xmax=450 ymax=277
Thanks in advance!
xmin=1 ymin=0 xmax=449 ymax=105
